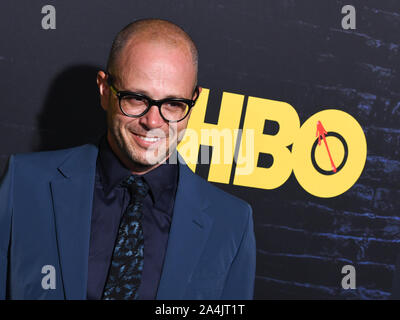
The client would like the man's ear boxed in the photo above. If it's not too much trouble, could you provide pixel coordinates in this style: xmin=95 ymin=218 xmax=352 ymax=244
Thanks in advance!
xmin=97 ymin=70 xmax=110 ymax=111
xmin=187 ymin=86 xmax=202 ymax=119
xmin=196 ymin=86 xmax=202 ymax=100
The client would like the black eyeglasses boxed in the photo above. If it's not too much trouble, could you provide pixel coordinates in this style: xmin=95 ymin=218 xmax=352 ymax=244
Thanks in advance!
xmin=106 ymin=74 xmax=199 ymax=123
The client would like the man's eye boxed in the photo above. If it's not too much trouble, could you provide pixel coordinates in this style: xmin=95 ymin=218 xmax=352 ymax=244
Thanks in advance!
xmin=125 ymin=96 xmax=146 ymax=104
xmin=166 ymin=101 xmax=186 ymax=108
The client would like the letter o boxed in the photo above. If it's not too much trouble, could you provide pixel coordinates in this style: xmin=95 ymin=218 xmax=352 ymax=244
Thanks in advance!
xmin=292 ymin=109 xmax=367 ymax=198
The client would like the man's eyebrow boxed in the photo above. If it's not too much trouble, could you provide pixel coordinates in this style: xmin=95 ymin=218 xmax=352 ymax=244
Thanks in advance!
xmin=122 ymin=88 xmax=189 ymax=100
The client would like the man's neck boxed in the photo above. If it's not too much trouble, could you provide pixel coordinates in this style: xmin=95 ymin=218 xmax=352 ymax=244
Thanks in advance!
xmin=106 ymin=133 xmax=168 ymax=175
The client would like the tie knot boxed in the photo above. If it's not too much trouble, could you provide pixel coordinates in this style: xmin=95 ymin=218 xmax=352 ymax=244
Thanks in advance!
xmin=122 ymin=175 xmax=149 ymax=202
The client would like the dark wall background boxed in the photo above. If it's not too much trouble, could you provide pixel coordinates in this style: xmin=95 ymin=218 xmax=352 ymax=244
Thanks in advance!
xmin=1 ymin=0 xmax=399 ymax=299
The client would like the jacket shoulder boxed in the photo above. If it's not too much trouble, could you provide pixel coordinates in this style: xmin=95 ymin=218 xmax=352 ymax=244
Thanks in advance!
xmin=185 ymin=167 xmax=252 ymax=221
xmin=12 ymin=144 xmax=98 ymax=176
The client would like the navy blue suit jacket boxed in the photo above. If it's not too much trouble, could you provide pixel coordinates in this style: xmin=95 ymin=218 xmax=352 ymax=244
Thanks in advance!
xmin=0 ymin=144 xmax=256 ymax=299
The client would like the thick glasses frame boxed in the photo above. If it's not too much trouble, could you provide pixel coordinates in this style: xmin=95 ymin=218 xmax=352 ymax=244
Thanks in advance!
xmin=106 ymin=74 xmax=199 ymax=123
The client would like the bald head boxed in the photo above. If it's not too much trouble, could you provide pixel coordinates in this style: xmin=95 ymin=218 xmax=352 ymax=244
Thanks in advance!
xmin=97 ymin=19 xmax=202 ymax=174
xmin=106 ymin=19 xmax=198 ymax=81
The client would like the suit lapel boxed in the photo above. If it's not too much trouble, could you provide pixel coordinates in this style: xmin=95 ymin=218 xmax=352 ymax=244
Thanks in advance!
xmin=50 ymin=145 xmax=98 ymax=299
xmin=156 ymin=156 xmax=213 ymax=299
xmin=49 ymin=145 xmax=212 ymax=300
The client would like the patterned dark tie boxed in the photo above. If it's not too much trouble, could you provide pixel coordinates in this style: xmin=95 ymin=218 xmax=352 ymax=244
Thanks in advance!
xmin=102 ymin=175 xmax=149 ymax=300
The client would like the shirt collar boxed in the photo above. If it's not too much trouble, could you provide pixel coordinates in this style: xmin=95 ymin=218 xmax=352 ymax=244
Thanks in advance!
xmin=142 ymin=158 xmax=178 ymax=204
xmin=98 ymin=136 xmax=178 ymax=203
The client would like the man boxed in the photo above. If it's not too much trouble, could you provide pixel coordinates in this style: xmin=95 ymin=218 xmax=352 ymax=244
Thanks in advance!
xmin=0 ymin=19 xmax=256 ymax=300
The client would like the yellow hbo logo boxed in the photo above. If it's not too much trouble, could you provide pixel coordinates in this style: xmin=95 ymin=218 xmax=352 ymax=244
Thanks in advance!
xmin=178 ymin=89 xmax=367 ymax=198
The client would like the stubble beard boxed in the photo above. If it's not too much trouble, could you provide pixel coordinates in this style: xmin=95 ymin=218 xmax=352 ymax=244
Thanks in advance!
xmin=108 ymin=117 xmax=181 ymax=170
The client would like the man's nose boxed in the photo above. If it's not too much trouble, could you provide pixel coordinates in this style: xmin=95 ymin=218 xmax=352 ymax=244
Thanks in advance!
xmin=138 ymin=105 xmax=165 ymax=129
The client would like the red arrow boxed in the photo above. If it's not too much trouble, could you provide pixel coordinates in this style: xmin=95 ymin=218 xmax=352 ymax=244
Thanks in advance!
xmin=316 ymin=121 xmax=337 ymax=173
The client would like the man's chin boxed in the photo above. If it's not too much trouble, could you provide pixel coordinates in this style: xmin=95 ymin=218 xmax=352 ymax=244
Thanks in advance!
xmin=128 ymin=149 xmax=170 ymax=167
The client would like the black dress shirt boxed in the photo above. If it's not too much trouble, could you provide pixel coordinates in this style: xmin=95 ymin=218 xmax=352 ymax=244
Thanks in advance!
xmin=87 ymin=137 xmax=179 ymax=300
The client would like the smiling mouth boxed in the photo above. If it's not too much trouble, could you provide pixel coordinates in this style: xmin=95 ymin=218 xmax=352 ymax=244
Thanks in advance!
xmin=139 ymin=136 xmax=161 ymax=142
xmin=131 ymin=132 xmax=165 ymax=145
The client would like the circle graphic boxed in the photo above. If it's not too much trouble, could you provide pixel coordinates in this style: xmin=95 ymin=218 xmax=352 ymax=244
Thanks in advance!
xmin=311 ymin=132 xmax=348 ymax=175
xmin=292 ymin=109 xmax=367 ymax=198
